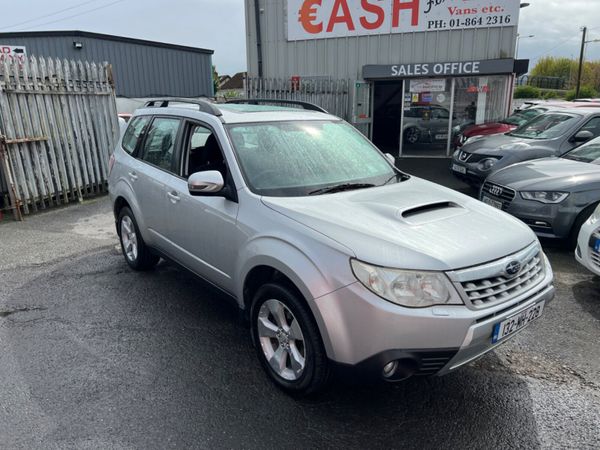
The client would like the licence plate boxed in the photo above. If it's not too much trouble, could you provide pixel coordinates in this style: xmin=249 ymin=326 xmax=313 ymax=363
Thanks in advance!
xmin=452 ymin=164 xmax=466 ymax=174
xmin=435 ymin=134 xmax=448 ymax=140
xmin=492 ymin=301 xmax=545 ymax=344
xmin=482 ymin=195 xmax=503 ymax=210
xmin=593 ymin=238 xmax=600 ymax=252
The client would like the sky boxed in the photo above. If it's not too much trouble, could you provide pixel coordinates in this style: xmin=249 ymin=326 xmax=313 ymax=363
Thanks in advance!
xmin=0 ymin=0 xmax=599 ymax=76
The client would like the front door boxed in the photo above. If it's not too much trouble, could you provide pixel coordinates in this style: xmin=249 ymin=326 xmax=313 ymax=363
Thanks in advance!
xmin=161 ymin=121 xmax=240 ymax=293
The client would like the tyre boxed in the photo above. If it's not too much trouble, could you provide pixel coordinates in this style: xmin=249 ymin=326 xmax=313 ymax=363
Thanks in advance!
xmin=568 ymin=202 xmax=598 ymax=250
xmin=117 ymin=206 xmax=160 ymax=270
xmin=404 ymin=127 xmax=421 ymax=144
xmin=251 ymin=283 xmax=330 ymax=395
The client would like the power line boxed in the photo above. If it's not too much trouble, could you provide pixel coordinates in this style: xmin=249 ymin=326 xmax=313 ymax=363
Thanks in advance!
xmin=16 ymin=0 xmax=124 ymax=31
xmin=0 ymin=0 xmax=99 ymax=31
xmin=531 ymin=34 xmax=581 ymax=60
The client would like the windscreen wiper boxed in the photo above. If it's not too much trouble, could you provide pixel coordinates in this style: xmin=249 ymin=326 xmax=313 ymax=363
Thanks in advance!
xmin=308 ymin=183 xmax=376 ymax=196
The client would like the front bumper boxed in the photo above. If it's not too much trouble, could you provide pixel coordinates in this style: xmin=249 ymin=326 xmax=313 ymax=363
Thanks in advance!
xmin=450 ymin=158 xmax=492 ymax=186
xmin=575 ymin=219 xmax=600 ymax=276
xmin=312 ymin=261 xmax=554 ymax=380
xmin=480 ymin=189 xmax=578 ymax=239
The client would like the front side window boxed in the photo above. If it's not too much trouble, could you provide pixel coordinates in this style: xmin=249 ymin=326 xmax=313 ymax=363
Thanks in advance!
xmin=579 ymin=117 xmax=600 ymax=137
xmin=122 ymin=116 xmax=150 ymax=154
xmin=563 ymin=137 xmax=600 ymax=164
xmin=184 ymin=124 xmax=226 ymax=178
xmin=139 ymin=118 xmax=180 ymax=172
xmin=509 ymin=113 xmax=580 ymax=140
xmin=227 ymin=121 xmax=398 ymax=197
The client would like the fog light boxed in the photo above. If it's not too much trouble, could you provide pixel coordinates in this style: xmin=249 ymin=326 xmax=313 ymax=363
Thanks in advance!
xmin=533 ymin=221 xmax=550 ymax=228
xmin=382 ymin=361 xmax=398 ymax=378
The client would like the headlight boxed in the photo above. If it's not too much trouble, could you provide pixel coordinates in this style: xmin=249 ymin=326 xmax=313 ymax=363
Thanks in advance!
xmin=499 ymin=142 xmax=530 ymax=151
xmin=587 ymin=206 xmax=600 ymax=225
xmin=350 ymin=259 xmax=462 ymax=308
xmin=464 ymin=135 xmax=484 ymax=146
xmin=520 ymin=191 xmax=569 ymax=204
xmin=477 ymin=157 xmax=500 ymax=171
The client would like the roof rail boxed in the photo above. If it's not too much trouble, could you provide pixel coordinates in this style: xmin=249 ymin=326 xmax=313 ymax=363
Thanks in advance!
xmin=226 ymin=99 xmax=328 ymax=113
xmin=144 ymin=98 xmax=222 ymax=117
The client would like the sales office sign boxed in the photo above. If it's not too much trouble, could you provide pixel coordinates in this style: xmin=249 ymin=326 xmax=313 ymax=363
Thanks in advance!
xmin=287 ymin=0 xmax=521 ymax=40
xmin=363 ymin=58 xmax=515 ymax=79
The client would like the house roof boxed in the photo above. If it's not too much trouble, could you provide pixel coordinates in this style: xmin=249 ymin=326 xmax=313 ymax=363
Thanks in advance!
xmin=220 ymin=72 xmax=246 ymax=90
xmin=0 ymin=30 xmax=214 ymax=55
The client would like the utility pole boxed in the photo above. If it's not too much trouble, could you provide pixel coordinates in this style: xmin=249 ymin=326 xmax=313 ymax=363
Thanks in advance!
xmin=576 ymin=26 xmax=587 ymax=99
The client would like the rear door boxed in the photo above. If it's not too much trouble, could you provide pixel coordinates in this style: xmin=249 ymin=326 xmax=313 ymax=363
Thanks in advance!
xmin=135 ymin=116 xmax=182 ymax=251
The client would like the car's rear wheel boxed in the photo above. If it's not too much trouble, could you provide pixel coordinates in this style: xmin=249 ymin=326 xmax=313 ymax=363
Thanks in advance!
xmin=117 ymin=207 xmax=160 ymax=270
xmin=251 ymin=283 xmax=330 ymax=396
xmin=404 ymin=127 xmax=421 ymax=144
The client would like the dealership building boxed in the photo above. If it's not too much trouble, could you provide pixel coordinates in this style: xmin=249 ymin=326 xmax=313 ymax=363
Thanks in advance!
xmin=244 ymin=0 xmax=528 ymax=157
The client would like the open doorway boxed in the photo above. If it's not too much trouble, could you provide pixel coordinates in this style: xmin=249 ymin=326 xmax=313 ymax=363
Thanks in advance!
xmin=372 ymin=81 xmax=404 ymax=155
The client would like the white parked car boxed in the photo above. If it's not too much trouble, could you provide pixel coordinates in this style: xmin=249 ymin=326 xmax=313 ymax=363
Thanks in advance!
xmin=575 ymin=203 xmax=600 ymax=275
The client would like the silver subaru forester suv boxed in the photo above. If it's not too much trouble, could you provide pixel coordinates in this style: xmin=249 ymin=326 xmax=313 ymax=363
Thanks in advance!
xmin=108 ymin=99 xmax=555 ymax=395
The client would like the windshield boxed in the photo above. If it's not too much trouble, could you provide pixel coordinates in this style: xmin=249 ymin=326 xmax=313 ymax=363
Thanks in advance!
xmin=509 ymin=112 xmax=580 ymax=139
xmin=502 ymin=108 xmax=546 ymax=126
xmin=227 ymin=121 xmax=400 ymax=196
xmin=563 ymin=137 xmax=600 ymax=164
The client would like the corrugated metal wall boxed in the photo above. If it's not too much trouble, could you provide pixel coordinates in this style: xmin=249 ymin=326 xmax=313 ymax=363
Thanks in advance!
xmin=0 ymin=33 xmax=213 ymax=98
xmin=245 ymin=0 xmax=518 ymax=80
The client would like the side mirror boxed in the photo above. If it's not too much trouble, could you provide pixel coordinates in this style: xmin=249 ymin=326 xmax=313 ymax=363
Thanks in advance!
xmin=573 ymin=130 xmax=594 ymax=143
xmin=385 ymin=153 xmax=396 ymax=166
xmin=188 ymin=170 xmax=224 ymax=195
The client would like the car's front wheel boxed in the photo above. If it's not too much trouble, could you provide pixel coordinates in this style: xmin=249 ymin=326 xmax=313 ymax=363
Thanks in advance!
xmin=251 ymin=283 xmax=330 ymax=395
xmin=117 ymin=207 xmax=160 ymax=270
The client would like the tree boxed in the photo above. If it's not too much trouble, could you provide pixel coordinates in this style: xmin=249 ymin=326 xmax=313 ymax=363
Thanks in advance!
xmin=530 ymin=56 xmax=600 ymax=90
xmin=212 ymin=65 xmax=219 ymax=96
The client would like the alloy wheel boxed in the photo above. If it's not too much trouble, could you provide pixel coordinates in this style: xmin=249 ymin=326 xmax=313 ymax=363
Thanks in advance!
xmin=257 ymin=299 xmax=306 ymax=381
xmin=120 ymin=216 xmax=138 ymax=262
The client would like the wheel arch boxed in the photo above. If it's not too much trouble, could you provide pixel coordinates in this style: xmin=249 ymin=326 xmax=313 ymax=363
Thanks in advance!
xmin=237 ymin=238 xmax=350 ymax=359
xmin=111 ymin=181 xmax=149 ymax=242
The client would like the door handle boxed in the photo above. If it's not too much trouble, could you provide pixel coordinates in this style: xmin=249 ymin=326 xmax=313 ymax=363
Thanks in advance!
xmin=167 ymin=191 xmax=180 ymax=203
xmin=128 ymin=171 xmax=138 ymax=181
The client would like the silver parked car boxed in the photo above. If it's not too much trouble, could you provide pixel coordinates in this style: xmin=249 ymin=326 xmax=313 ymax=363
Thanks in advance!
xmin=108 ymin=99 xmax=554 ymax=395
xmin=480 ymin=136 xmax=600 ymax=246
xmin=451 ymin=108 xmax=600 ymax=186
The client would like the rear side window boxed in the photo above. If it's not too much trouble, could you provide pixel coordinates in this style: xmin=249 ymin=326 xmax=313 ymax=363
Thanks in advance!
xmin=139 ymin=118 xmax=181 ymax=172
xmin=122 ymin=116 xmax=150 ymax=154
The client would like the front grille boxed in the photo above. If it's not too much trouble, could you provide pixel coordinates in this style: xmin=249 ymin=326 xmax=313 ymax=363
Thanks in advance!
xmin=459 ymin=252 xmax=545 ymax=308
xmin=481 ymin=181 xmax=516 ymax=210
xmin=590 ymin=232 xmax=600 ymax=269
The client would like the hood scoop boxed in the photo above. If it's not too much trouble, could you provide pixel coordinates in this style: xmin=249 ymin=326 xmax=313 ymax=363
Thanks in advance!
xmin=400 ymin=201 xmax=465 ymax=224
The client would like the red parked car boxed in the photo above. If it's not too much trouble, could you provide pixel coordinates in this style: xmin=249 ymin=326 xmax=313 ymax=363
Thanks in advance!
xmin=454 ymin=101 xmax=600 ymax=148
